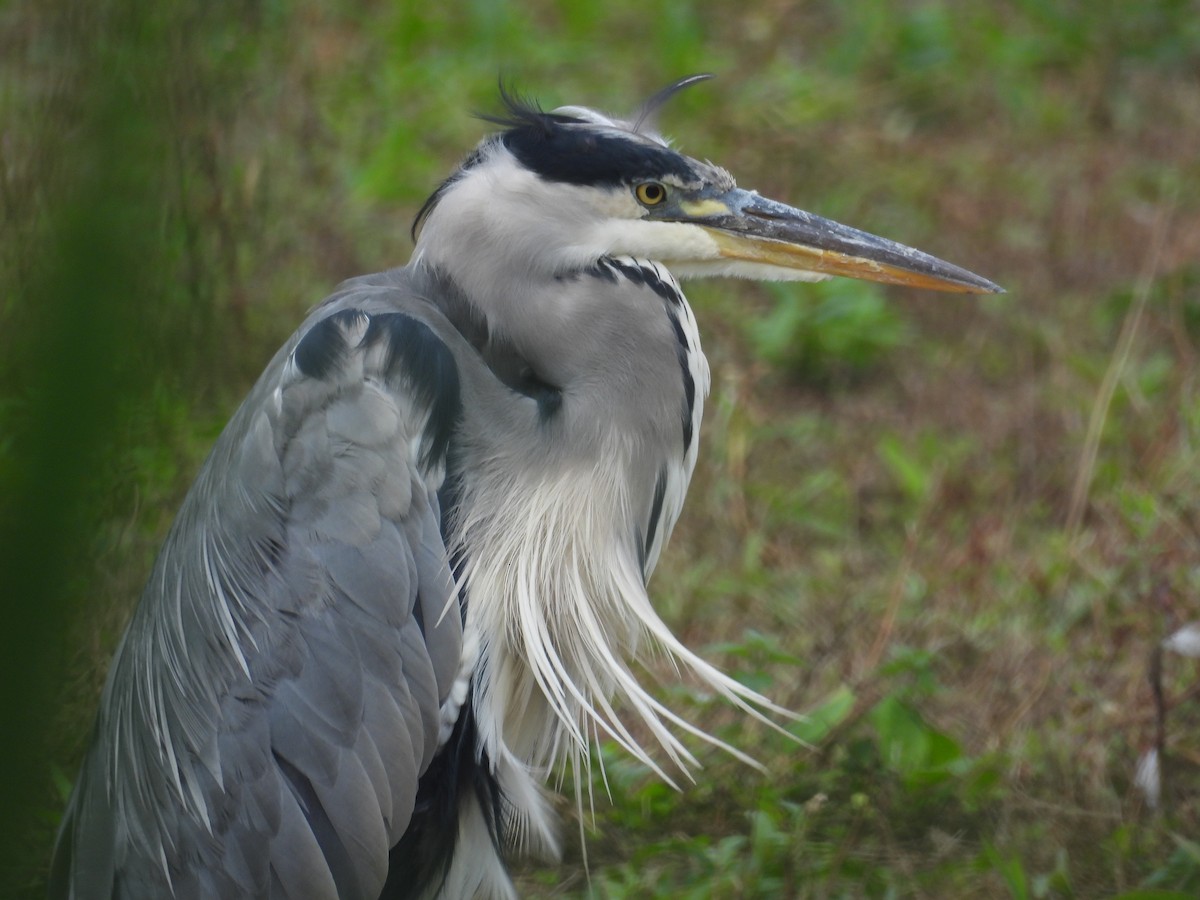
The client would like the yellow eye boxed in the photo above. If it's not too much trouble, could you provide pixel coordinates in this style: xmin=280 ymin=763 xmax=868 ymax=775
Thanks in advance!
xmin=635 ymin=182 xmax=667 ymax=206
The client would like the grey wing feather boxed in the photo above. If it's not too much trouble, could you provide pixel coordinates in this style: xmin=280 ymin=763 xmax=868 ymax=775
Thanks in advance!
xmin=51 ymin=277 xmax=466 ymax=900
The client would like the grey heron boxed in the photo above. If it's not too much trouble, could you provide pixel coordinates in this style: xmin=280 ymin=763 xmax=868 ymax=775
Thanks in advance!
xmin=50 ymin=76 xmax=1001 ymax=900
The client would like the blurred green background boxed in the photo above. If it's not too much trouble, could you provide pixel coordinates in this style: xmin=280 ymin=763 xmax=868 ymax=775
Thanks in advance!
xmin=4 ymin=0 xmax=1200 ymax=896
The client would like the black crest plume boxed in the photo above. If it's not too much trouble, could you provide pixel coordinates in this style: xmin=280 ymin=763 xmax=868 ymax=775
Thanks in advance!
xmin=412 ymin=75 xmax=715 ymax=240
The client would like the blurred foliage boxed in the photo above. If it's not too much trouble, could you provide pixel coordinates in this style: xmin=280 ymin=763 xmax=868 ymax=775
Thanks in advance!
xmin=748 ymin=280 xmax=908 ymax=384
xmin=3 ymin=0 xmax=1200 ymax=896
xmin=0 ymin=0 xmax=261 ymax=889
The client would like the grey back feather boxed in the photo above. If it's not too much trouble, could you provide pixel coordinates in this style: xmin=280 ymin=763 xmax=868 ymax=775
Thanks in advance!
xmin=52 ymin=269 xmax=467 ymax=900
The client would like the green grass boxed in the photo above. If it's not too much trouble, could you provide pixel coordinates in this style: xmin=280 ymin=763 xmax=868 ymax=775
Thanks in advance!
xmin=5 ymin=0 xmax=1200 ymax=896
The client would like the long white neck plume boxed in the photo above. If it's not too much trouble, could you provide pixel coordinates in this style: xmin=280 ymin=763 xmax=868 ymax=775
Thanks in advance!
xmin=449 ymin=433 xmax=793 ymax=831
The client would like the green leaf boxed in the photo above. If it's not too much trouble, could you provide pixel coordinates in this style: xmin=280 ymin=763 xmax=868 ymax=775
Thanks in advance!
xmin=791 ymin=684 xmax=856 ymax=745
xmin=868 ymin=695 xmax=964 ymax=784
xmin=747 ymin=279 xmax=907 ymax=383
xmin=876 ymin=434 xmax=931 ymax=501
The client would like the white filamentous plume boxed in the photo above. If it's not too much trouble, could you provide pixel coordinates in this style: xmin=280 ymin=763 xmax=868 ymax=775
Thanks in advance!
xmin=452 ymin=435 xmax=795 ymax=847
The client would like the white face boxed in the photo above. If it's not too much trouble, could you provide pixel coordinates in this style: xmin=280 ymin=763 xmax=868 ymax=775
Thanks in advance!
xmin=414 ymin=145 xmax=833 ymax=291
xmin=413 ymin=149 xmax=661 ymax=282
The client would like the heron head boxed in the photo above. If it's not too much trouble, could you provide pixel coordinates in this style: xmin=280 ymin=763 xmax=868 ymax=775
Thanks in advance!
xmin=412 ymin=76 xmax=1001 ymax=296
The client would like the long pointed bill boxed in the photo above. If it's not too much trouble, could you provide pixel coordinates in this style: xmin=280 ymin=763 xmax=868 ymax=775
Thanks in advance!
xmin=683 ymin=189 xmax=1003 ymax=294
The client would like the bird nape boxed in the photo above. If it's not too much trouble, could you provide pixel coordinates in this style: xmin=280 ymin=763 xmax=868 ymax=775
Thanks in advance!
xmin=51 ymin=75 xmax=1001 ymax=900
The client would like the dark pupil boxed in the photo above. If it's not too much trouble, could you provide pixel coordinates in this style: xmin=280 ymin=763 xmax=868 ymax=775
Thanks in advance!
xmin=645 ymin=184 xmax=661 ymax=201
